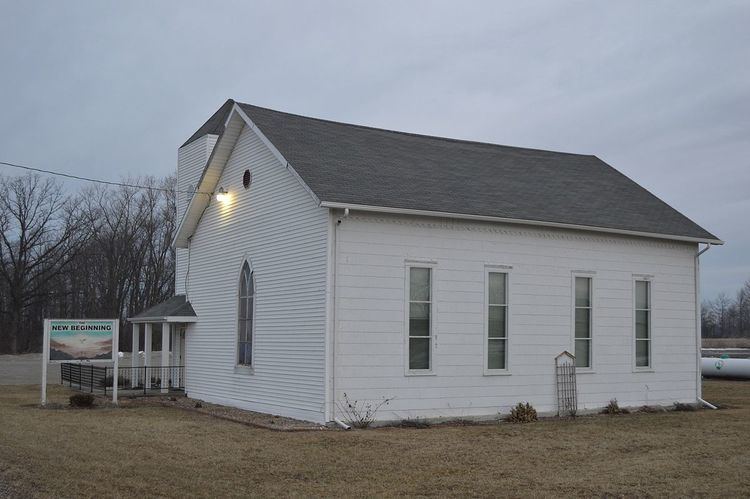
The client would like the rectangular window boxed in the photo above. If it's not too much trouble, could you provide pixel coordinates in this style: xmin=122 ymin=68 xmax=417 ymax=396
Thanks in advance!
xmin=574 ymin=276 xmax=592 ymax=368
xmin=635 ymin=280 xmax=651 ymax=368
xmin=487 ymin=272 xmax=508 ymax=370
xmin=408 ymin=267 xmax=431 ymax=371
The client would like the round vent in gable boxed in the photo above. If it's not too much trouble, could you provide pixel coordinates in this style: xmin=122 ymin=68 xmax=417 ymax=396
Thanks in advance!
xmin=243 ymin=170 xmax=252 ymax=189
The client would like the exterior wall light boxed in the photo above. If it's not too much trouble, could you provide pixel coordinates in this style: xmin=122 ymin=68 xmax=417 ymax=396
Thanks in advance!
xmin=216 ymin=187 xmax=229 ymax=204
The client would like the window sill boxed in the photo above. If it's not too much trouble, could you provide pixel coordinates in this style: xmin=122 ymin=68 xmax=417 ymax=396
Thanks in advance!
xmin=234 ymin=365 xmax=255 ymax=375
xmin=405 ymin=371 xmax=436 ymax=377
xmin=483 ymin=370 xmax=512 ymax=376
xmin=576 ymin=369 xmax=595 ymax=374
xmin=633 ymin=368 xmax=654 ymax=373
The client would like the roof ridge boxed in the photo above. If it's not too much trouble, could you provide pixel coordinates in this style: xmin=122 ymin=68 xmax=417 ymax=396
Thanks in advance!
xmin=236 ymin=101 xmax=593 ymax=158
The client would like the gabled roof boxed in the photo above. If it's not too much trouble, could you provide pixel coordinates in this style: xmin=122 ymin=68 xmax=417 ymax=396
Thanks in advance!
xmin=181 ymin=99 xmax=234 ymax=148
xmin=128 ymin=295 xmax=197 ymax=323
xmin=178 ymin=100 xmax=721 ymax=245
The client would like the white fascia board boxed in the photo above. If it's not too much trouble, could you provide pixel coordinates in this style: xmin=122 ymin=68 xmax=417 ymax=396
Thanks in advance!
xmin=233 ymin=104 xmax=320 ymax=206
xmin=173 ymin=104 xmax=323 ymax=249
xmin=127 ymin=316 xmax=198 ymax=324
xmin=319 ymin=201 xmax=725 ymax=246
xmin=173 ymin=110 xmax=246 ymax=248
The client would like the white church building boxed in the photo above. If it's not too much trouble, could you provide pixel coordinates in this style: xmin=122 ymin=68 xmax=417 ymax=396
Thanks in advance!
xmin=129 ymin=99 xmax=721 ymax=424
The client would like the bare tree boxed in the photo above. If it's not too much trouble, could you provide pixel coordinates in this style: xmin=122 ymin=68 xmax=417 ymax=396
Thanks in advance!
xmin=701 ymin=280 xmax=750 ymax=340
xmin=0 ymin=175 xmax=88 ymax=352
xmin=712 ymin=293 xmax=733 ymax=338
xmin=737 ymin=280 xmax=750 ymax=337
xmin=0 ymin=173 xmax=177 ymax=354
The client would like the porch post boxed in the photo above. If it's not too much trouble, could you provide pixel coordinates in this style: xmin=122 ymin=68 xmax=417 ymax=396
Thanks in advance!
xmin=161 ymin=322 xmax=170 ymax=393
xmin=131 ymin=323 xmax=140 ymax=388
xmin=144 ymin=323 xmax=152 ymax=390
xmin=172 ymin=325 xmax=181 ymax=388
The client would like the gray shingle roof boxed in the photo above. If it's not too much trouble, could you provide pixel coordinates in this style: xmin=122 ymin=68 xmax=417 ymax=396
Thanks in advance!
xmin=131 ymin=295 xmax=195 ymax=320
xmin=184 ymin=100 xmax=719 ymax=242
xmin=181 ymin=99 xmax=235 ymax=148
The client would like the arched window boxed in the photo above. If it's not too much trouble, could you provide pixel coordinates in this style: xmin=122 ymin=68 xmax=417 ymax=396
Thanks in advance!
xmin=238 ymin=262 xmax=254 ymax=365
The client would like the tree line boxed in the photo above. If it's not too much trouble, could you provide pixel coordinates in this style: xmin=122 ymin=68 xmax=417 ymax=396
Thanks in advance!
xmin=702 ymin=279 xmax=750 ymax=339
xmin=0 ymin=173 xmax=175 ymax=354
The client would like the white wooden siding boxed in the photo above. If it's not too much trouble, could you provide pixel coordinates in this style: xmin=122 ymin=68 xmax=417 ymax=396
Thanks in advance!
xmin=333 ymin=213 xmax=698 ymax=421
xmin=176 ymin=135 xmax=218 ymax=295
xmin=183 ymin=125 xmax=329 ymax=423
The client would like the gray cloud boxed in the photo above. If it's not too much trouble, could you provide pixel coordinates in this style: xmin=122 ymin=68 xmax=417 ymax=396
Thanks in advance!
xmin=1 ymin=0 xmax=747 ymax=298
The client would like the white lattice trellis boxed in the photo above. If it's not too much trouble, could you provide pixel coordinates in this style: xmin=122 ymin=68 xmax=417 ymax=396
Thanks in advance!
xmin=555 ymin=351 xmax=578 ymax=417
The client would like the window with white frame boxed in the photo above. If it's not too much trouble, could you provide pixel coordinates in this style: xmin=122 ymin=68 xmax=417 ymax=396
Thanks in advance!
xmin=574 ymin=276 xmax=592 ymax=368
xmin=237 ymin=262 xmax=254 ymax=366
xmin=408 ymin=267 xmax=431 ymax=370
xmin=487 ymin=271 xmax=508 ymax=370
xmin=635 ymin=280 xmax=651 ymax=368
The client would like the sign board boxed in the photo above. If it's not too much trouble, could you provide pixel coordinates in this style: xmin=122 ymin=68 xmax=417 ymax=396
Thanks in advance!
xmin=41 ymin=319 xmax=119 ymax=406
xmin=48 ymin=319 xmax=116 ymax=362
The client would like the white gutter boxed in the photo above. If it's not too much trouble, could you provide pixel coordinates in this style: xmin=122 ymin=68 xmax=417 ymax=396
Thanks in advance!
xmin=319 ymin=202 xmax=725 ymax=246
xmin=695 ymin=243 xmax=712 ymax=405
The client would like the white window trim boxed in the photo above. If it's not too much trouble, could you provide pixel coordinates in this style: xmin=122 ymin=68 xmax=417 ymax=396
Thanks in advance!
xmin=483 ymin=264 xmax=512 ymax=375
xmin=404 ymin=261 xmax=437 ymax=376
xmin=571 ymin=271 xmax=595 ymax=373
xmin=234 ymin=258 xmax=256 ymax=374
xmin=633 ymin=275 xmax=654 ymax=372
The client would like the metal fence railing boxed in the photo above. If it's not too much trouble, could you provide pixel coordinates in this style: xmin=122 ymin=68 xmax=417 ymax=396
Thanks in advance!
xmin=60 ymin=362 xmax=184 ymax=396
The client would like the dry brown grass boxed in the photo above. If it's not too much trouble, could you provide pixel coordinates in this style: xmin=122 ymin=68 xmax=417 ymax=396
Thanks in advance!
xmin=702 ymin=337 xmax=750 ymax=349
xmin=1 ymin=381 xmax=749 ymax=498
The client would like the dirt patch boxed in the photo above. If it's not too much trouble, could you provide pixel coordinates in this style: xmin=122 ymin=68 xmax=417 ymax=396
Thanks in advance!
xmin=118 ymin=394 xmax=326 ymax=431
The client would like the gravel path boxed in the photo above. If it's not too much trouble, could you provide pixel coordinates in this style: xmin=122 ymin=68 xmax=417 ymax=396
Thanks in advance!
xmin=0 ymin=354 xmax=59 ymax=385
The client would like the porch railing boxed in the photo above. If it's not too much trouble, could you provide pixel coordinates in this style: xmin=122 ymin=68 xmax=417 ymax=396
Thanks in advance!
xmin=60 ymin=362 xmax=184 ymax=395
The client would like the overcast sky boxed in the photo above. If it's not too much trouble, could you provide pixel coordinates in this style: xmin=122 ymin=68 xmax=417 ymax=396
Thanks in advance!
xmin=1 ymin=1 xmax=747 ymax=299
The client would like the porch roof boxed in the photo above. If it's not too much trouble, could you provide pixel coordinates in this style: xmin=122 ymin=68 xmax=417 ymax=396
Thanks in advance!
xmin=128 ymin=295 xmax=197 ymax=323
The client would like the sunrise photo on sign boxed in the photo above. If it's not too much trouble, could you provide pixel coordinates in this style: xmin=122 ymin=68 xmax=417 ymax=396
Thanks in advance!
xmin=48 ymin=320 xmax=114 ymax=361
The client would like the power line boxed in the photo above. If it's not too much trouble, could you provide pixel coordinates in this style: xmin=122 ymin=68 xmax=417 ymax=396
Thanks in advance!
xmin=0 ymin=160 xmax=212 ymax=195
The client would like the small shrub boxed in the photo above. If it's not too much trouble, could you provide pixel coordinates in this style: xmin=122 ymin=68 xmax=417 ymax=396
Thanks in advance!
xmin=336 ymin=393 xmax=392 ymax=429
xmin=673 ymin=402 xmax=697 ymax=412
xmin=194 ymin=402 xmax=202 ymax=408
xmin=69 ymin=393 xmax=96 ymax=408
xmin=507 ymin=402 xmax=537 ymax=423
xmin=601 ymin=399 xmax=629 ymax=415
xmin=400 ymin=418 xmax=430 ymax=429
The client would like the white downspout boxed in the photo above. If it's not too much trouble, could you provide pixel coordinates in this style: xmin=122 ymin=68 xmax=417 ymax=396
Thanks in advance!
xmin=328 ymin=208 xmax=350 ymax=424
xmin=699 ymin=397 xmax=717 ymax=410
xmin=334 ymin=417 xmax=351 ymax=430
xmin=695 ymin=243 xmax=712 ymax=406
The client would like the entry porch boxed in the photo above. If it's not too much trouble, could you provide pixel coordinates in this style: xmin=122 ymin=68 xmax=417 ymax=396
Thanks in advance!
xmin=125 ymin=295 xmax=197 ymax=394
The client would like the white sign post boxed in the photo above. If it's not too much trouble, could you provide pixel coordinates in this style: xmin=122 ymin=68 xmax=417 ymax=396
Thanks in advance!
xmin=112 ymin=321 xmax=119 ymax=405
xmin=41 ymin=320 xmax=50 ymax=406
xmin=41 ymin=319 xmax=119 ymax=406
